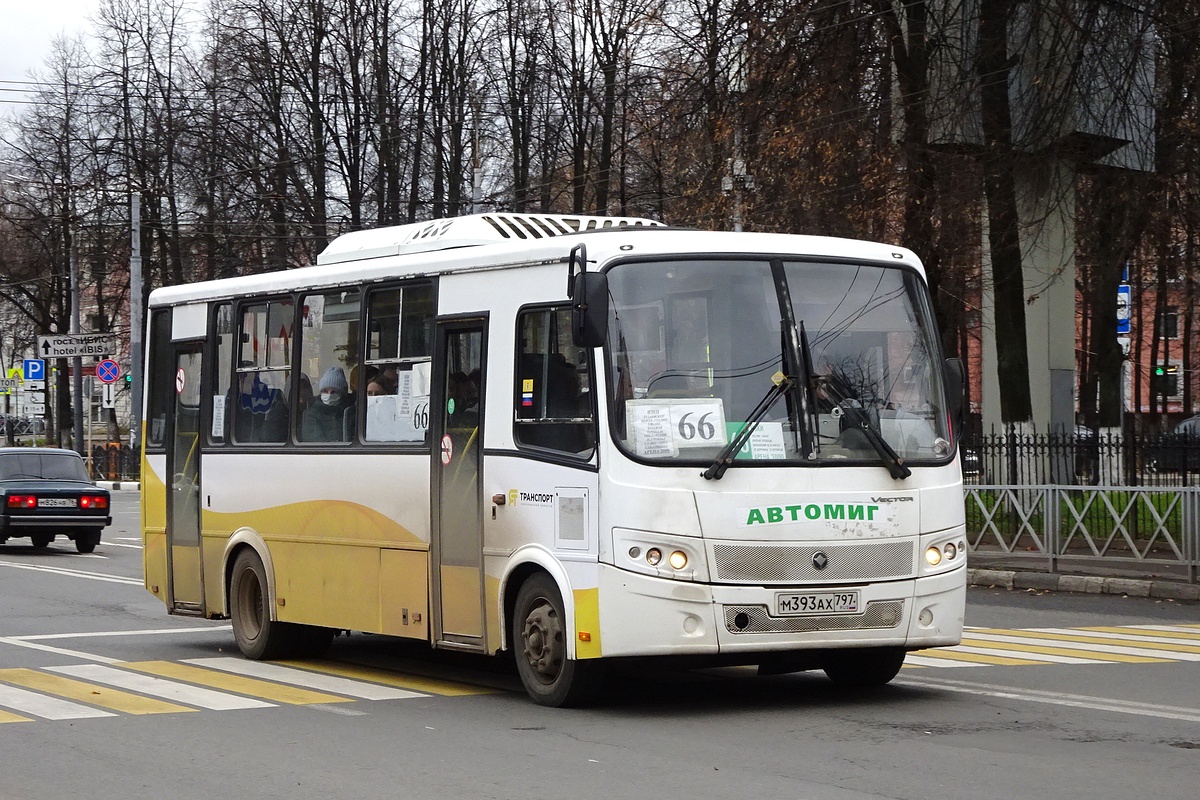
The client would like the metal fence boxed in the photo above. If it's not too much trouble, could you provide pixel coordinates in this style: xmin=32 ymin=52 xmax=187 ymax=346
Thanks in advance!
xmin=966 ymin=484 xmax=1199 ymax=583
xmin=89 ymin=444 xmax=140 ymax=481
xmin=962 ymin=428 xmax=1200 ymax=487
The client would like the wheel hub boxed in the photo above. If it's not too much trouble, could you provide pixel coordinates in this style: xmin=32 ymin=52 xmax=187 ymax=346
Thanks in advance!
xmin=522 ymin=599 xmax=563 ymax=683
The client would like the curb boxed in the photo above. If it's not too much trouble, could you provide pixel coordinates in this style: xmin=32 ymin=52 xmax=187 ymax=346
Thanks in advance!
xmin=97 ymin=481 xmax=140 ymax=491
xmin=968 ymin=567 xmax=1200 ymax=601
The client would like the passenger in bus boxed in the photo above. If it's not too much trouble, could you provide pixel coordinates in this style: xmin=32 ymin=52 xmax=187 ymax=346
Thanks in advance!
xmin=303 ymin=367 xmax=354 ymax=442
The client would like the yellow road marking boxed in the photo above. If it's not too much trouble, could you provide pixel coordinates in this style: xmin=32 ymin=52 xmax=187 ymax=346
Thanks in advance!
xmin=0 ymin=708 xmax=33 ymax=723
xmin=122 ymin=661 xmax=352 ymax=705
xmin=1081 ymin=626 xmax=1200 ymax=643
xmin=981 ymin=629 xmax=1199 ymax=656
xmin=278 ymin=660 xmax=497 ymax=696
xmin=0 ymin=668 xmax=193 ymax=715
xmin=960 ymin=637 xmax=1167 ymax=663
xmin=910 ymin=649 xmax=1052 ymax=666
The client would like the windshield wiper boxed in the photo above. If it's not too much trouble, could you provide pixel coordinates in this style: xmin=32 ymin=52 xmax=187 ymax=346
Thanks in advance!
xmin=702 ymin=374 xmax=794 ymax=480
xmin=813 ymin=370 xmax=911 ymax=480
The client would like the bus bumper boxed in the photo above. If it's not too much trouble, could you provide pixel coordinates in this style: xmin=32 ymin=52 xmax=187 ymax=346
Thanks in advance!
xmin=597 ymin=563 xmax=965 ymax=658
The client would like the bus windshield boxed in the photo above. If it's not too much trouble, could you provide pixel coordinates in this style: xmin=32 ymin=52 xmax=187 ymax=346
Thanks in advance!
xmin=605 ymin=257 xmax=951 ymax=468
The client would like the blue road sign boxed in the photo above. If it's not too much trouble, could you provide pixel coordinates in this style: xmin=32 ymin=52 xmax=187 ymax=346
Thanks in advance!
xmin=96 ymin=359 xmax=121 ymax=384
xmin=1116 ymin=284 xmax=1131 ymax=334
xmin=23 ymin=359 xmax=45 ymax=381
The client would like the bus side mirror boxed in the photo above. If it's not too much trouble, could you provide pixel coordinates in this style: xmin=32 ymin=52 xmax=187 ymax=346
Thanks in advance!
xmin=944 ymin=357 xmax=965 ymax=436
xmin=572 ymin=271 xmax=609 ymax=349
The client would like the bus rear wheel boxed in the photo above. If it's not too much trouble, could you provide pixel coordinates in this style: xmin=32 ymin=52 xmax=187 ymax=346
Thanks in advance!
xmin=512 ymin=573 xmax=604 ymax=707
xmin=822 ymin=647 xmax=906 ymax=688
xmin=229 ymin=549 xmax=332 ymax=660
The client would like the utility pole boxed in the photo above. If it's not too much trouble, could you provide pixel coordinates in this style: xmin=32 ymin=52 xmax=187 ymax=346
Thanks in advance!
xmin=129 ymin=193 xmax=143 ymax=451
xmin=68 ymin=184 xmax=85 ymax=456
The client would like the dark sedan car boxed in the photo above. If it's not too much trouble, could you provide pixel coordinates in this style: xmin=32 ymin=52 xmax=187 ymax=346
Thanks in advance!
xmin=0 ymin=448 xmax=111 ymax=553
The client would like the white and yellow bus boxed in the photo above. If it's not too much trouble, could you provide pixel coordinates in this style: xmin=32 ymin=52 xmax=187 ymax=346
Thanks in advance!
xmin=141 ymin=213 xmax=967 ymax=706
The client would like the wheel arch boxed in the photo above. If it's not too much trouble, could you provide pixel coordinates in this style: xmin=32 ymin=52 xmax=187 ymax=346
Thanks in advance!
xmin=498 ymin=545 xmax=576 ymax=658
xmin=221 ymin=528 xmax=277 ymax=620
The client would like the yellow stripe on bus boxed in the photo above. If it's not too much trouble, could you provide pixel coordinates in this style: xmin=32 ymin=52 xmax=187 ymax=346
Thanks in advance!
xmin=277 ymin=660 xmax=497 ymax=697
xmin=981 ymin=628 xmax=1200 ymax=655
xmin=122 ymin=661 xmax=352 ymax=705
xmin=1081 ymin=626 xmax=1200 ymax=643
xmin=960 ymin=637 xmax=1167 ymax=663
xmin=909 ymin=649 xmax=1051 ymax=666
xmin=0 ymin=668 xmax=194 ymax=715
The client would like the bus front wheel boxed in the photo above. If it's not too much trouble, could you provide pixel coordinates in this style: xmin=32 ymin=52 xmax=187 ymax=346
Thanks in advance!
xmin=822 ymin=647 xmax=906 ymax=688
xmin=229 ymin=549 xmax=332 ymax=660
xmin=512 ymin=573 xmax=605 ymax=707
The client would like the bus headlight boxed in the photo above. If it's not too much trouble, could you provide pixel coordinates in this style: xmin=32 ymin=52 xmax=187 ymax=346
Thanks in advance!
xmin=612 ymin=529 xmax=709 ymax=582
xmin=645 ymin=548 xmax=662 ymax=566
xmin=920 ymin=528 xmax=968 ymax=576
xmin=668 ymin=550 xmax=688 ymax=570
xmin=925 ymin=546 xmax=943 ymax=566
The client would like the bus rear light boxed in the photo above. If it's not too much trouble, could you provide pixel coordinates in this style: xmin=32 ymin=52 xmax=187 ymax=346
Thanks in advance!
xmin=7 ymin=495 xmax=36 ymax=508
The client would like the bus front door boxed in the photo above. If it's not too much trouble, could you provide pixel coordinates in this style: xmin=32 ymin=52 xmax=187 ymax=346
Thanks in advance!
xmin=166 ymin=345 xmax=204 ymax=614
xmin=431 ymin=319 xmax=487 ymax=650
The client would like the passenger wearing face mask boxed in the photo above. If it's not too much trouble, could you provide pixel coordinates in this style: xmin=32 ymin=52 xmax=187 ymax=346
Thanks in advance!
xmin=302 ymin=366 xmax=354 ymax=442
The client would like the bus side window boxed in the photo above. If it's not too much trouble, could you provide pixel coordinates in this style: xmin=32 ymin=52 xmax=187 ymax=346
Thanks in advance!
xmin=363 ymin=283 xmax=434 ymax=444
xmin=146 ymin=309 xmax=173 ymax=449
xmin=514 ymin=307 xmax=595 ymax=459
xmin=232 ymin=300 xmax=293 ymax=445
xmin=298 ymin=289 xmax=361 ymax=444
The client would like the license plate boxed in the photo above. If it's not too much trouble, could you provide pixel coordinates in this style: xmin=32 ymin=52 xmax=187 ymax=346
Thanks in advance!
xmin=37 ymin=498 xmax=77 ymax=508
xmin=774 ymin=590 xmax=860 ymax=616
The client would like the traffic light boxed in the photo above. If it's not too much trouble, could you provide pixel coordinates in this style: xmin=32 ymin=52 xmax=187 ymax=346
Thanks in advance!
xmin=124 ymin=372 xmax=132 ymax=384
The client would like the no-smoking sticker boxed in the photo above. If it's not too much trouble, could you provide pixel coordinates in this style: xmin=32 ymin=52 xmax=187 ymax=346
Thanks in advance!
xmin=175 ymin=367 xmax=186 ymax=395
xmin=440 ymin=434 xmax=453 ymax=465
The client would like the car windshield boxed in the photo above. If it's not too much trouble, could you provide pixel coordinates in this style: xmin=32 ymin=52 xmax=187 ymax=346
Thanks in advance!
xmin=605 ymin=257 xmax=951 ymax=467
xmin=0 ymin=452 xmax=90 ymax=481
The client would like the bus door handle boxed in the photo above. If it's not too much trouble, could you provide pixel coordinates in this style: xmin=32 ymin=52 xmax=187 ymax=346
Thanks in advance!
xmin=491 ymin=493 xmax=506 ymax=519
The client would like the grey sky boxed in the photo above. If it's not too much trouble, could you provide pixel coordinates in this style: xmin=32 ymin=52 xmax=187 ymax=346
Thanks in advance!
xmin=1 ymin=0 xmax=101 ymax=115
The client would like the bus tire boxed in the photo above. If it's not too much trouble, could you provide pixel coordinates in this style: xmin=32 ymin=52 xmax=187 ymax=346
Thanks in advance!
xmin=230 ymin=549 xmax=300 ymax=660
xmin=512 ymin=572 xmax=605 ymax=707
xmin=822 ymin=647 xmax=906 ymax=688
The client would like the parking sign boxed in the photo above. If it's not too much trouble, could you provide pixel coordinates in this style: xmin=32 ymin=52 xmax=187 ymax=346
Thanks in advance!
xmin=24 ymin=359 xmax=45 ymax=381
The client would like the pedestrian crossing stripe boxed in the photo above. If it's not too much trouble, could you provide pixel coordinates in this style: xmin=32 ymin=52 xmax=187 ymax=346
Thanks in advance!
xmin=0 ymin=667 xmax=195 ymax=714
xmin=275 ymin=659 xmax=497 ymax=697
xmin=907 ymin=623 xmax=1200 ymax=668
xmin=122 ymin=661 xmax=356 ymax=705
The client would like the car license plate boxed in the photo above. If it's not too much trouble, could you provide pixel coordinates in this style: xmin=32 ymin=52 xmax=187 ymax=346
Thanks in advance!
xmin=774 ymin=590 xmax=860 ymax=616
xmin=37 ymin=498 xmax=77 ymax=508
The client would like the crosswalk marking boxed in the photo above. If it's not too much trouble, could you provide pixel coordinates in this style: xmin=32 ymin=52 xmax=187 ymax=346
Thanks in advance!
xmin=1079 ymin=625 xmax=1200 ymax=643
xmin=184 ymin=657 xmax=427 ymax=700
xmin=0 ymin=707 xmax=32 ymax=723
xmin=0 ymin=683 xmax=116 ymax=720
xmin=959 ymin=634 xmax=1170 ymax=663
xmin=121 ymin=661 xmax=356 ymax=705
xmin=964 ymin=630 xmax=1200 ymax=661
xmin=47 ymin=664 xmax=275 ymax=710
xmin=277 ymin=659 xmax=497 ymax=697
xmin=902 ymin=648 xmax=1051 ymax=666
xmin=0 ymin=667 xmax=195 ymax=715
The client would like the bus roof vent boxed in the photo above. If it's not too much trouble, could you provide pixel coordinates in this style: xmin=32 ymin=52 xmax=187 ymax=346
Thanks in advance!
xmin=317 ymin=212 xmax=664 ymax=265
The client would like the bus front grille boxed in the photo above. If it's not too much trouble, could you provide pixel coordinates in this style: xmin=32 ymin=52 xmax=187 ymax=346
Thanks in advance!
xmin=712 ymin=541 xmax=913 ymax=583
xmin=723 ymin=600 xmax=906 ymax=634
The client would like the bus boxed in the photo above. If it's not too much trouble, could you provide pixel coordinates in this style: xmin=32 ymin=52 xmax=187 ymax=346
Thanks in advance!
xmin=141 ymin=213 xmax=967 ymax=706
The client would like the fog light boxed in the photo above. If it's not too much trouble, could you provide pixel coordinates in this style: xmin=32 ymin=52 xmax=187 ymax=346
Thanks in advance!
xmin=646 ymin=547 xmax=662 ymax=566
xmin=944 ymin=542 xmax=957 ymax=560
xmin=628 ymin=546 xmax=641 ymax=559
xmin=668 ymin=550 xmax=688 ymax=570
xmin=918 ymin=608 xmax=934 ymax=626
xmin=925 ymin=546 xmax=942 ymax=566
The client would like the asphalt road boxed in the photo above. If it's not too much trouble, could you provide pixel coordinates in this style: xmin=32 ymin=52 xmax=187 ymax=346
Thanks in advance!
xmin=0 ymin=490 xmax=1197 ymax=800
